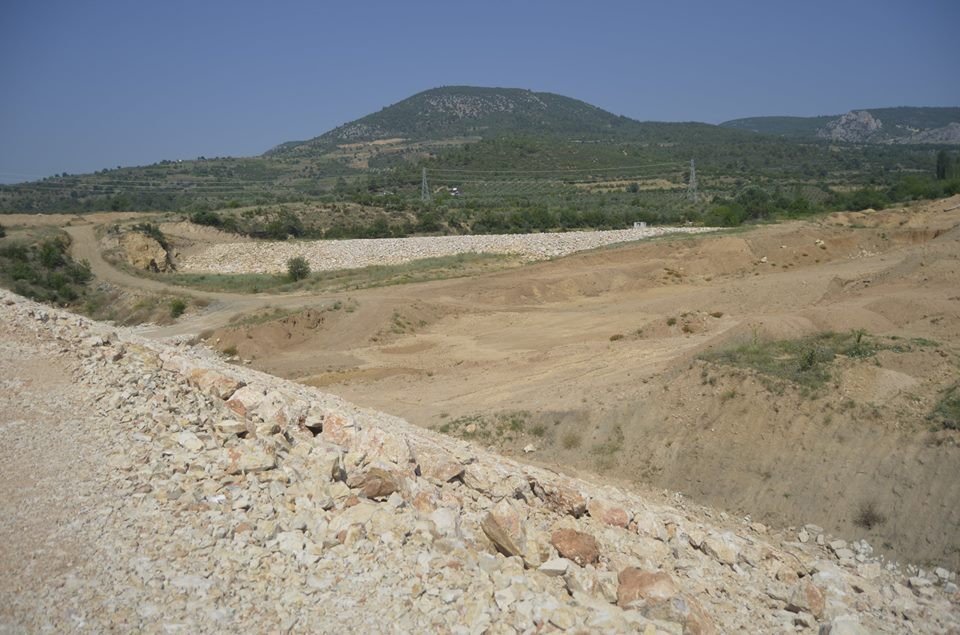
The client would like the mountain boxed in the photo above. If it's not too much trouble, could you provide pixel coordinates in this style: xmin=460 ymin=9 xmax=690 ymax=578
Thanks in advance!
xmin=265 ymin=86 xmax=737 ymax=157
xmin=721 ymin=107 xmax=960 ymax=144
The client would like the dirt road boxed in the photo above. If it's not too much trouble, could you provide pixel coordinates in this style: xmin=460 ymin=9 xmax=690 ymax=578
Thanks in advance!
xmin=64 ymin=223 xmax=341 ymax=337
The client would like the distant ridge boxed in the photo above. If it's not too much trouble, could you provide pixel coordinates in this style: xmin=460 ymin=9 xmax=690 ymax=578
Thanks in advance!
xmin=721 ymin=107 xmax=960 ymax=144
xmin=265 ymin=86 xmax=728 ymax=157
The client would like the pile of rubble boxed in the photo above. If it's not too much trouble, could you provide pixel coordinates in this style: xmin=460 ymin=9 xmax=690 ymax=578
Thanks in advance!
xmin=0 ymin=289 xmax=957 ymax=633
xmin=177 ymin=226 xmax=717 ymax=274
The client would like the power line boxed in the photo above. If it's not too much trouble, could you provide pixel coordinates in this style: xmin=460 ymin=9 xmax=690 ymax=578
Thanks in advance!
xmin=687 ymin=159 xmax=698 ymax=203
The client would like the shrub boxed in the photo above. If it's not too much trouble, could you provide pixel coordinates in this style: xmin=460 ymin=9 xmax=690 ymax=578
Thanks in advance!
xmin=170 ymin=298 xmax=187 ymax=318
xmin=0 ymin=223 xmax=6 ymax=238
xmin=854 ymin=501 xmax=886 ymax=530
xmin=561 ymin=431 xmax=582 ymax=450
xmin=190 ymin=210 xmax=223 ymax=227
xmin=131 ymin=222 xmax=168 ymax=249
xmin=287 ymin=256 xmax=310 ymax=281
xmin=932 ymin=383 xmax=960 ymax=430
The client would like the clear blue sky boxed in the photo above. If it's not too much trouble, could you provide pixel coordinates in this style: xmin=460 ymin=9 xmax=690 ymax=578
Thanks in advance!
xmin=2 ymin=0 xmax=957 ymax=182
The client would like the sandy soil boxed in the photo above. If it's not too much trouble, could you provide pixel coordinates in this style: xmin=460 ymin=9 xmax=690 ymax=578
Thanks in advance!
xmin=203 ymin=196 xmax=960 ymax=568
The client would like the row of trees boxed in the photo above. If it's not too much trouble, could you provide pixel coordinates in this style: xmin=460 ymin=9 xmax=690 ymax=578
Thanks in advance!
xmin=936 ymin=150 xmax=959 ymax=180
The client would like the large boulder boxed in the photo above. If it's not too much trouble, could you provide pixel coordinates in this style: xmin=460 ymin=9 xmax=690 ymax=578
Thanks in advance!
xmin=120 ymin=231 xmax=172 ymax=272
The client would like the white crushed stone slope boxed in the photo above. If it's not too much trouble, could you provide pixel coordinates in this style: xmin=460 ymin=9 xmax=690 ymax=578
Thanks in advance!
xmin=0 ymin=289 xmax=957 ymax=633
xmin=179 ymin=227 xmax=717 ymax=274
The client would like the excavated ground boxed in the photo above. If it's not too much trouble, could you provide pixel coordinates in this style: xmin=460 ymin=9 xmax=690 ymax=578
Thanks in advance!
xmin=203 ymin=197 xmax=960 ymax=570
xmin=1 ymin=198 xmax=959 ymax=632
xmin=1 ymin=291 xmax=958 ymax=633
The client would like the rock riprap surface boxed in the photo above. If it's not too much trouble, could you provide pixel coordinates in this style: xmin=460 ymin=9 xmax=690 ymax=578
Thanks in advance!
xmin=178 ymin=226 xmax=717 ymax=274
xmin=0 ymin=289 xmax=957 ymax=633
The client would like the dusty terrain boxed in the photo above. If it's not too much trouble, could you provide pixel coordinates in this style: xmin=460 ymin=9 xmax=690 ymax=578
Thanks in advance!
xmin=196 ymin=197 xmax=960 ymax=570
xmin=1 ymin=291 xmax=958 ymax=633
xmin=2 ymin=198 xmax=960 ymax=632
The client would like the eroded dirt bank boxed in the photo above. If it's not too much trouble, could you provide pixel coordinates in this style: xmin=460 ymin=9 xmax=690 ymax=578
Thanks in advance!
xmin=209 ymin=197 xmax=960 ymax=569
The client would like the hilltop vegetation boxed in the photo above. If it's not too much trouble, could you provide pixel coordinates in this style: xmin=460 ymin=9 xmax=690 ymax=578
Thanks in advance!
xmin=2 ymin=87 xmax=959 ymax=232
xmin=265 ymin=86 xmax=674 ymax=157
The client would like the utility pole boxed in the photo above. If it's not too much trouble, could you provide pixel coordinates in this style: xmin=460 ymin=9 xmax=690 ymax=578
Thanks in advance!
xmin=687 ymin=159 xmax=699 ymax=203
xmin=421 ymin=168 xmax=430 ymax=202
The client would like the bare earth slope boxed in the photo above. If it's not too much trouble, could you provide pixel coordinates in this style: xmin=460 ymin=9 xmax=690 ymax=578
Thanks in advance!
xmin=1 ymin=291 xmax=958 ymax=633
xmin=205 ymin=196 xmax=960 ymax=570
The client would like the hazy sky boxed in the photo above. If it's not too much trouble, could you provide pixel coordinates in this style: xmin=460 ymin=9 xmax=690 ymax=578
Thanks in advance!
xmin=2 ymin=0 xmax=958 ymax=182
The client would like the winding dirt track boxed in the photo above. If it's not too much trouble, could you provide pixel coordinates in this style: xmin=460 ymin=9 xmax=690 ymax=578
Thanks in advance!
xmin=64 ymin=223 xmax=340 ymax=337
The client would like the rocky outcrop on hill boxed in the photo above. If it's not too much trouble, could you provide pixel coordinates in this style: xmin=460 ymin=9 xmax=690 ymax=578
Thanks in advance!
xmin=817 ymin=111 xmax=884 ymax=143
xmin=900 ymin=122 xmax=960 ymax=145
xmin=1 ymin=289 xmax=957 ymax=633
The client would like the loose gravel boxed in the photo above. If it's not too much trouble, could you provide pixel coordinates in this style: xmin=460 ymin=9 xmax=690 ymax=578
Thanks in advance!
xmin=178 ymin=227 xmax=718 ymax=274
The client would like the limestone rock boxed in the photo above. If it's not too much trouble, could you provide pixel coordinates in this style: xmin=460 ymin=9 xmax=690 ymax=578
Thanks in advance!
xmin=529 ymin=478 xmax=587 ymax=517
xmin=222 ymin=440 xmax=276 ymax=474
xmin=786 ymin=579 xmax=825 ymax=618
xmin=176 ymin=430 xmax=204 ymax=451
xmin=481 ymin=498 xmax=527 ymax=558
xmin=321 ymin=413 xmax=360 ymax=446
xmin=186 ymin=368 xmax=244 ymax=400
xmin=225 ymin=385 xmax=268 ymax=418
xmin=214 ymin=419 xmax=247 ymax=437
xmin=617 ymin=569 xmax=679 ymax=607
xmin=418 ymin=448 xmax=464 ymax=484
xmin=700 ymin=532 xmax=739 ymax=567
xmin=818 ymin=615 xmax=871 ymax=635
xmin=538 ymin=558 xmax=572 ymax=577
xmin=643 ymin=594 xmax=716 ymax=635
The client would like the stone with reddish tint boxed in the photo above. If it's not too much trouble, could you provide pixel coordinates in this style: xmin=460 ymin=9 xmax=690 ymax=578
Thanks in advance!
xmin=616 ymin=568 xmax=679 ymax=607
xmin=225 ymin=385 xmax=267 ymax=418
xmin=644 ymin=594 xmax=716 ymax=635
xmin=358 ymin=467 xmax=402 ymax=500
xmin=187 ymin=368 xmax=245 ymax=400
xmin=321 ymin=413 xmax=359 ymax=446
xmin=587 ymin=498 xmax=630 ymax=528
xmin=355 ymin=426 xmax=417 ymax=473
xmin=419 ymin=450 xmax=465 ymax=484
xmin=785 ymin=579 xmax=825 ymax=618
xmin=550 ymin=528 xmax=600 ymax=566
xmin=221 ymin=440 xmax=276 ymax=474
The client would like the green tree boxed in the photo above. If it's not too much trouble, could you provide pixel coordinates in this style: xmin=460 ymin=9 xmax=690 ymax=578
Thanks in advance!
xmin=286 ymin=256 xmax=310 ymax=281
xmin=936 ymin=150 xmax=952 ymax=180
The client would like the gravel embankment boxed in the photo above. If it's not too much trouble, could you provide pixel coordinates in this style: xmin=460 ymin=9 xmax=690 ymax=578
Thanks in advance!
xmin=2 ymin=290 xmax=957 ymax=633
xmin=178 ymin=227 xmax=718 ymax=274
